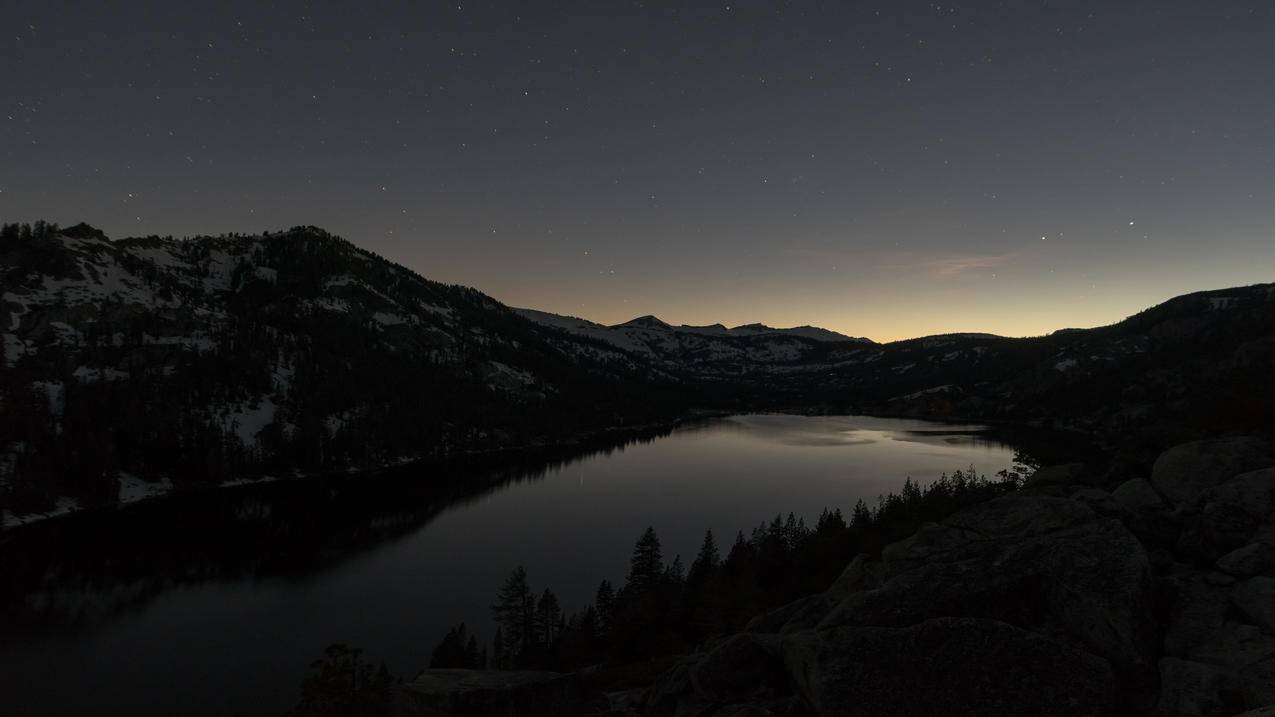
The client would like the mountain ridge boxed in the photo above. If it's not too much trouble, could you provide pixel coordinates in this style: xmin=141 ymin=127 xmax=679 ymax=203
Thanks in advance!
xmin=3 ymin=221 xmax=1274 ymax=527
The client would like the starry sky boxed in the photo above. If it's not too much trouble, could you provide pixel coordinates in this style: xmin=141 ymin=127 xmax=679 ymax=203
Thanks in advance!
xmin=3 ymin=1 xmax=1273 ymax=341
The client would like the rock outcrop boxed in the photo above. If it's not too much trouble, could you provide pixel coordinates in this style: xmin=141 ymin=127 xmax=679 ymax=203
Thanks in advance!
xmin=619 ymin=437 xmax=1275 ymax=717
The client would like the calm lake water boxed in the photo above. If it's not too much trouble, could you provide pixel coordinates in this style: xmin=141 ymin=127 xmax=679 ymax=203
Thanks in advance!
xmin=0 ymin=414 xmax=1023 ymax=716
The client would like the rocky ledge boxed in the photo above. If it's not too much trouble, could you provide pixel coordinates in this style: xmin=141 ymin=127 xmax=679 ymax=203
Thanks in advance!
xmin=398 ymin=436 xmax=1275 ymax=716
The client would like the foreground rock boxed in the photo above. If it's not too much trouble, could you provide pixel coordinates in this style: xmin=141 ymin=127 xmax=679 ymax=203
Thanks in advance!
xmin=631 ymin=491 xmax=1158 ymax=715
xmin=630 ymin=438 xmax=1275 ymax=716
xmin=1150 ymin=437 xmax=1275 ymax=509
xmin=783 ymin=617 xmax=1116 ymax=716
xmin=393 ymin=669 xmax=590 ymax=717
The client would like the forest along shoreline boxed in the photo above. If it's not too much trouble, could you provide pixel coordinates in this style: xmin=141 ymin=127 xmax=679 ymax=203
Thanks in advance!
xmin=0 ymin=408 xmax=728 ymax=532
xmin=0 ymin=404 xmax=1087 ymax=535
xmin=0 ymin=410 xmax=738 ymax=633
xmin=0 ymin=411 xmax=1050 ymax=639
xmin=299 ymin=431 xmax=1275 ymax=717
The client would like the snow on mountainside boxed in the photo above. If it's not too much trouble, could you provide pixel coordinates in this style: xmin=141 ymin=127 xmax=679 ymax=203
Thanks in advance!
xmin=0 ymin=222 xmax=681 ymax=525
xmin=515 ymin=308 xmax=873 ymax=375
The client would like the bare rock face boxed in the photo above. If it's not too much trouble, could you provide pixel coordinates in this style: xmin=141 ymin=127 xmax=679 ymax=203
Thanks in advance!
xmin=1150 ymin=437 xmax=1275 ymax=509
xmin=1217 ymin=542 xmax=1275 ymax=578
xmin=1155 ymin=658 xmax=1228 ymax=717
xmin=781 ymin=618 xmax=1116 ymax=717
xmin=645 ymin=495 xmax=1157 ymax=715
xmin=1143 ymin=442 xmax=1275 ymax=716
xmin=851 ymin=495 xmax=1157 ymax=673
xmin=1113 ymin=478 xmax=1168 ymax=513
xmin=744 ymin=554 xmax=881 ymax=636
xmin=1025 ymin=462 xmax=1091 ymax=495
xmin=1191 ymin=469 xmax=1275 ymax=558
xmin=393 ymin=670 xmax=589 ymax=717
xmin=1232 ymin=577 xmax=1275 ymax=633
xmin=687 ymin=633 xmax=786 ymax=704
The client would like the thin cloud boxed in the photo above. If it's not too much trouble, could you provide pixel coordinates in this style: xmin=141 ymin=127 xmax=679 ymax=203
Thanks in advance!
xmin=927 ymin=255 xmax=1014 ymax=277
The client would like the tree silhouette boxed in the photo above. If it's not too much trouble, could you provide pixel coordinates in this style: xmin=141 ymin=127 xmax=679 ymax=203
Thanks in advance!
xmin=490 ymin=566 xmax=535 ymax=664
xmin=535 ymin=589 xmax=562 ymax=647
xmin=625 ymin=526 xmax=664 ymax=594
xmin=289 ymin=644 xmax=394 ymax=717
xmin=594 ymin=580 xmax=615 ymax=635
xmin=689 ymin=529 xmax=720 ymax=581
xmin=428 ymin=622 xmax=484 ymax=669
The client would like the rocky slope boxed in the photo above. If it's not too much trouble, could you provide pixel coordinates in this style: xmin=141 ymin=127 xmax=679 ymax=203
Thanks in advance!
xmin=396 ymin=437 xmax=1275 ymax=716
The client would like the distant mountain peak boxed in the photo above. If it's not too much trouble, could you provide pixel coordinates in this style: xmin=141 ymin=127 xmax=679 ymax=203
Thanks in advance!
xmin=616 ymin=315 xmax=672 ymax=329
xmin=61 ymin=222 xmax=109 ymax=241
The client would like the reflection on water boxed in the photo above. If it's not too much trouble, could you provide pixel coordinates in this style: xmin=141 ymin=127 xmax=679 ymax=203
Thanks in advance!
xmin=0 ymin=414 xmax=1033 ymax=716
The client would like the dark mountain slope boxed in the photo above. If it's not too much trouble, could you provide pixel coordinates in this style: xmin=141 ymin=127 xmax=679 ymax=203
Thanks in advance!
xmin=0 ymin=223 xmax=683 ymax=517
xmin=791 ymin=284 xmax=1275 ymax=453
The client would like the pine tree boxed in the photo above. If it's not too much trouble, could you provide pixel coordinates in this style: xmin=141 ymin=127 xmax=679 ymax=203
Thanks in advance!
xmin=726 ymin=530 xmax=752 ymax=563
xmin=816 ymin=507 xmax=846 ymax=534
xmin=595 ymin=580 xmax=615 ymax=634
xmin=490 ymin=566 xmax=536 ymax=662
xmin=851 ymin=498 xmax=872 ymax=527
xmin=535 ymin=589 xmax=562 ymax=646
xmin=666 ymin=555 xmax=685 ymax=584
xmin=689 ymin=529 xmax=720 ymax=582
xmin=626 ymin=526 xmax=664 ymax=594
xmin=491 ymin=628 xmax=506 ymax=669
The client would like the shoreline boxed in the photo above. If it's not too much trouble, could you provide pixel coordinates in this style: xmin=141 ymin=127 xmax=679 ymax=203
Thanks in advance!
xmin=0 ymin=409 xmax=729 ymax=534
xmin=0 ymin=405 xmax=1093 ymax=535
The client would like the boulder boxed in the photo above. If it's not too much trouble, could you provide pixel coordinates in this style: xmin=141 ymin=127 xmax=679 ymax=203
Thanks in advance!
xmin=1159 ymin=616 xmax=1275 ymax=712
xmin=744 ymin=596 xmax=821 ymax=635
xmin=1109 ymin=477 xmax=1183 ymax=550
xmin=641 ymin=659 xmax=694 ymax=715
xmin=744 ymin=555 xmax=881 ymax=636
xmin=1150 ymin=437 xmax=1275 ymax=509
xmin=1217 ymin=542 xmax=1275 ymax=578
xmin=1027 ymin=462 xmax=1089 ymax=486
xmin=823 ymin=553 xmax=881 ymax=597
xmin=687 ymin=633 xmax=786 ymax=704
xmin=1195 ymin=469 xmax=1275 ymax=554
xmin=1071 ymin=487 xmax=1121 ymax=515
xmin=1154 ymin=658 xmax=1226 ymax=717
xmin=1112 ymin=478 xmax=1167 ymax=513
xmin=782 ymin=618 xmax=1117 ymax=716
xmin=833 ymin=495 xmax=1156 ymax=672
xmin=1232 ymin=576 xmax=1275 ymax=633
xmin=880 ymin=495 xmax=1096 ymax=576
xmin=1159 ymin=571 xmax=1231 ymax=659
xmin=1233 ymin=708 xmax=1275 ymax=717
xmin=393 ymin=669 xmax=588 ymax=717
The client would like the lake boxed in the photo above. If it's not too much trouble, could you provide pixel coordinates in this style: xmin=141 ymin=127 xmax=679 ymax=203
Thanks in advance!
xmin=0 ymin=414 xmax=1026 ymax=715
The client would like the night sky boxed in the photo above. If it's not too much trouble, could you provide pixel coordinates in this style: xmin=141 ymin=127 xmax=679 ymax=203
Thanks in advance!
xmin=3 ymin=1 xmax=1273 ymax=341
